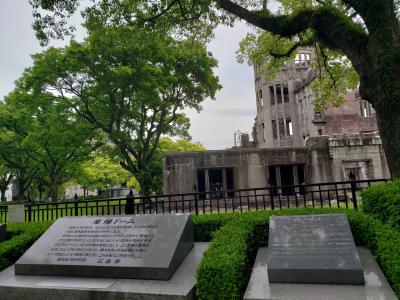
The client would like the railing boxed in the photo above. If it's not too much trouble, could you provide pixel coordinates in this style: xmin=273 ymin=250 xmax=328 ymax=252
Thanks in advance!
xmin=0 ymin=179 xmax=387 ymax=223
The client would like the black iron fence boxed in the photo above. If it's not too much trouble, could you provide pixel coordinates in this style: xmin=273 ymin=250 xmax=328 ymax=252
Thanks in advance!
xmin=0 ymin=179 xmax=387 ymax=223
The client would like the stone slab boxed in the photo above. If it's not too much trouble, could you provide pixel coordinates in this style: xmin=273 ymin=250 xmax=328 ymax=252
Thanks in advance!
xmin=267 ymin=214 xmax=364 ymax=284
xmin=7 ymin=205 xmax=24 ymax=222
xmin=15 ymin=214 xmax=193 ymax=280
xmin=0 ymin=242 xmax=208 ymax=300
xmin=244 ymin=247 xmax=398 ymax=300
xmin=0 ymin=224 xmax=6 ymax=242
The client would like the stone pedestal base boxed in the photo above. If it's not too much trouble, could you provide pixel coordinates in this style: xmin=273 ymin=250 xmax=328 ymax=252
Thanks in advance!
xmin=244 ymin=247 xmax=398 ymax=300
xmin=0 ymin=242 xmax=208 ymax=300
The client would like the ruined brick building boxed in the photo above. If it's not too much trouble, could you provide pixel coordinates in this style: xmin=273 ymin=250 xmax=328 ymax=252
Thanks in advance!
xmin=163 ymin=48 xmax=390 ymax=195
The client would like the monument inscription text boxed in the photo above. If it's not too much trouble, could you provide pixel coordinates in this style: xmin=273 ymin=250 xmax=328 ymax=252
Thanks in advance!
xmin=15 ymin=214 xmax=193 ymax=280
xmin=267 ymin=214 xmax=365 ymax=284
xmin=48 ymin=217 xmax=155 ymax=264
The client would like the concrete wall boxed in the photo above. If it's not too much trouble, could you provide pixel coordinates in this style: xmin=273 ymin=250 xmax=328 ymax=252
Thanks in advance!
xmin=163 ymin=143 xmax=333 ymax=195
xmin=323 ymin=91 xmax=378 ymax=136
xmin=163 ymin=134 xmax=390 ymax=195
xmin=328 ymin=134 xmax=390 ymax=181
xmin=253 ymin=48 xmax=379 ymax=151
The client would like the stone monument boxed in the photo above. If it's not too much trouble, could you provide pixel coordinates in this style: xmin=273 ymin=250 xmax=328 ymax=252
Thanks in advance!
xmin=7 ymin=204 xmax=25 ymax=222
xmin=15 ymin=214 xmax=193 ymax=280
xmin=0 ymin=224 xmax=6 ymax=242
xmin=267 ymin=214 xmax=365 ymax=285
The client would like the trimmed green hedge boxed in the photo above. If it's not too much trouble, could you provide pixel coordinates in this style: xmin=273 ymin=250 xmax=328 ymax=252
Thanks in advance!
xmin=1 ymin=210 xmax=399 ymax=299
xmin=362 ymin=180 xmax=400 ymax=230
xmin=193 ymin=213 xmax=238 ymax=242
xmin=195 ymin=213 xmax=267 ymax=299
xmin=347 ymin=210 xmax=400 ymax=295
xmin=195 ymin=209 xmax=400 ymax=299
xmin=0 ymin=222 xmax=52 ymax=271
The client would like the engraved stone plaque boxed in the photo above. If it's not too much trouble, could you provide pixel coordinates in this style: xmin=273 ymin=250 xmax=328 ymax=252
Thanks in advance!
xmin=15 ymin=214 xmax=193 ymax=280
xmin=267 ymin=214 xmax=364 ymax=285
xmin=0 ymin=224 xmax=6 ymax=242
xmin=8 ymin=204 xmax=25 ymax=222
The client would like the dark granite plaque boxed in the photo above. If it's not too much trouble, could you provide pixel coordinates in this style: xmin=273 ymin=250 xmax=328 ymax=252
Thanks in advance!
xmin=0 ymin=224 xmax=6 ymax=242
xmin=15 ymin=214 xmax=193 ymax=280
xmin=267 ymin=214 xmax=365 ymax=285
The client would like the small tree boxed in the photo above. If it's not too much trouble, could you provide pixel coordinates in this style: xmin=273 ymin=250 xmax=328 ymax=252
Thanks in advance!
xmin=76 ymin=154 xmax=133 ymax=196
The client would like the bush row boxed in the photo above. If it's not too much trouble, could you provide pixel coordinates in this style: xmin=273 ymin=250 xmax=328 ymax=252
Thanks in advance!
xmin=1 ymin=209 xmax=399 ymax=299
xmin=0 ymin=222 xmax=52 ymax=271
xmin=193 ymin=213 xmax=238 ymax=241
xmin=195 ymin=208 xmax=400 ymax=299
xmin=362 ymin=180 xmax=400 ymax=230
xmin=347 ymin=210 xmax=400 ymax=296
xmin=195 ymin=214 xmax=265 ymax=299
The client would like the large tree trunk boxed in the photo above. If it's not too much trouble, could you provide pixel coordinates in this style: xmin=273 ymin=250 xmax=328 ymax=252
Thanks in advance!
xmin=50 ymin=174 xmax=60 ymax=202
xmin=373 ymin=95 xmax=400 ymax=178
xmin=15 ymin=175 xmax=28 ymax=201
xmin=51 ymin=185 xmax=59 ymax=202
xmin=139 ymin=178 xmax=147 ymax=198
xmin=0 ymin=186 xmax=7 ymax=202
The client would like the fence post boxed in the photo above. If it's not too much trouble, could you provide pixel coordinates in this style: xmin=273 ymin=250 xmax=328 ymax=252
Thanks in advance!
xmin=350 ymin=181 xmax=358 ymax=210
xmin=125 ymin=190 xmax=135 ymax=215
xmin=74 ymin=193 xmax=78 ymax=216
xmin=194 ymin=193 xmax=199 ymax=215
xmin=27 ymin=198 xmax=32 ymax=222
xmin=270 ymin=187 xmax=275 ymax=211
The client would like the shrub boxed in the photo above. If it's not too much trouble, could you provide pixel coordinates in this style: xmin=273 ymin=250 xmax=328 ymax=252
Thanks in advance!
xmin=362 ymin=180 xmax=400 ymax=230
xmin=1 ymin=209 xmax=399 ymax=298
xmin=196 ymin=214 xmax=262 ymax=299
xmin=346 ymin=210 xmax=400 ymax=295
xmin=193 ymin=213 xmax=238 ymax=241
xmin=196 ymin=208 xmax=400 ymax=299
xmin=0 ymin=222 xmax=52 ymax=271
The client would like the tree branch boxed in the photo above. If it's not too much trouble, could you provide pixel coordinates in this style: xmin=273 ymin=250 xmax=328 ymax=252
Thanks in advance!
xmin=139 ymin=0 xmax=179 ymax=24
xmin=269 ymin=37 xmax=314 ymax=58
xmin=219 ymin=0 xmax=314 ymax=37
xmin=219 ymin=0 xmax=369 ymax=76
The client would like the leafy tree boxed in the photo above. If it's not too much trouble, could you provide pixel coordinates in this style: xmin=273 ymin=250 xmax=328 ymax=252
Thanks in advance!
xmin=0 ymin=92 xmax=100 ymax=201
xmin=75 ymin=154 xmax=133 ymax=195
xmin=21 ymin=17 xmax=220 ymax=196
xmin=158 ymin=137 xmax=206 ymax=153
xmin=28 ymin=0 xmax=400 ymax=178
xmin=0 ymin=121 xmax=39 ymax=201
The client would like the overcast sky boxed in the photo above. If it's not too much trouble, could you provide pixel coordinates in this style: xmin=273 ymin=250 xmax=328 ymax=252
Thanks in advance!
xmin=0 ymin=1 xmax=278 ymax=150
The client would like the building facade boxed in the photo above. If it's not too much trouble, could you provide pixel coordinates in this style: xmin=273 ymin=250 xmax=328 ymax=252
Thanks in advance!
xmin=253 ymin=47 xmax=315 ymax=148
xmin=163 ymin=48 xmax=390 ymax=196
xmin=163 ymin=133 xmax=389 ymax=195
xmin=253 ymin=48 xmax=378 ymax=148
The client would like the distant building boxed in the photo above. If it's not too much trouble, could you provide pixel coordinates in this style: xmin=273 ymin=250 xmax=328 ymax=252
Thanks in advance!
xmin=163 ymin=48 xmax=390 ymax=195
xmin=64 ymin=185 xmax=98 ymax=200
xmin=252 ymin=48 xmax=378 ymax=148
xmin=64 ymin=185 xmax=138 ymax=200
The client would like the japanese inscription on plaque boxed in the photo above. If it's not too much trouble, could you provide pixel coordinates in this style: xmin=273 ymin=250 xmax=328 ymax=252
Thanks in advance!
xmin=267 ymin=214 xmax=365 ymax=285
xmin=48 ymin=217 xmax=153 ymax=265
xmin=15 ymin=214 xmax=193 ymax=280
